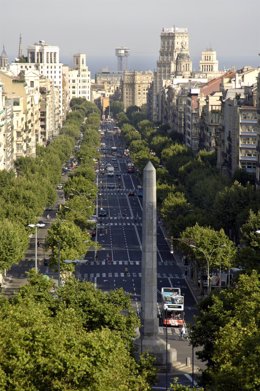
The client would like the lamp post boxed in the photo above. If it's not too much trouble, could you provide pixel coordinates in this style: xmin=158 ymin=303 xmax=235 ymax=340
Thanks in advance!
xmin=57 ymin=241 xmax=61 ymax=286
xmin=165 ymin=308 xmax=168 ymax=391
xmin=28 ymin=223 xmax=45 ymax=273
xmin=170 ymin=236 xmax=174 ymax=255
xmin=191 ymin=342 xmax=195 ymax=387
xmin=189 ymin=244 xmax=211 ymax=295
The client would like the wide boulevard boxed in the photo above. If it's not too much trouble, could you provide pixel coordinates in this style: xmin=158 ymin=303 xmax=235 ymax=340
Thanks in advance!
xmin=76 ymin=122 xmax=198 ymax=335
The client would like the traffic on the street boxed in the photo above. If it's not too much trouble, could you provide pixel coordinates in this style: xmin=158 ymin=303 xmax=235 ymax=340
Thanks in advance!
xmin=75 ymin=120 xmax=198 ymax=341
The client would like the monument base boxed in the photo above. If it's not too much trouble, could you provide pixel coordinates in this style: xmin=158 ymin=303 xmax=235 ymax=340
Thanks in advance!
xmin=134 ymin=335 xmax=177 ymax=368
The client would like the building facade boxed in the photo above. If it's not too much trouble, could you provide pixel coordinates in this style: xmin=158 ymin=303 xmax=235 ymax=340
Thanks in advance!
xmin=10 ymin=40 xmax=64 ymax=127
xmin=152 ymin=26 xmax=191 ymax=121
xmin=68 ymin=53 xmax=91 ymax=101
xmin=121 ymin=71 xmax=153 ymax=110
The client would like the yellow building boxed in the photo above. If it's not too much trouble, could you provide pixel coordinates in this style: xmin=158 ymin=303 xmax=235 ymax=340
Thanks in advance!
xmin=121 ymin=71 xmax=153 ymax=110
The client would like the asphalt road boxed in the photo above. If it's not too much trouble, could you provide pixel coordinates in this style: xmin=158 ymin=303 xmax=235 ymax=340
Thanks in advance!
xmin=76 ymin=126 xmax=197 ymax=329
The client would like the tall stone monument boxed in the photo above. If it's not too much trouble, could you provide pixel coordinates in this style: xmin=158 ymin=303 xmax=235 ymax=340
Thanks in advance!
xmin=135 ymin=161 xmax=176 ymax=366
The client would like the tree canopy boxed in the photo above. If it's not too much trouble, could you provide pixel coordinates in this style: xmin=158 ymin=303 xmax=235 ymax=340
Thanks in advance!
xmin=0 ymin=273 xmax=155 ymax=391
xmin=190 ymin=271 xmax=260 ymax=390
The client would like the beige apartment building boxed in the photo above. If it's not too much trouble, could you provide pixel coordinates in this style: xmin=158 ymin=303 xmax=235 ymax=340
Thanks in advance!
xmin=39 ymin=76 xmax=60 ymax=143
xmin=121 ymin=70 xmax=153 ymax=110
xmin=0 ymin=70 xmax=41 ymax=163
xmin=0 ymin=82 xmax=12 ymax=170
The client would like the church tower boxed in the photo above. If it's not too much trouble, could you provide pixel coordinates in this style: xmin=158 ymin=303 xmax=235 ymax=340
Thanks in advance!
xmin=175 ymin=45 xmax=192 ymax=78
xmin=0 ymin=45 xmax=8 ymax=68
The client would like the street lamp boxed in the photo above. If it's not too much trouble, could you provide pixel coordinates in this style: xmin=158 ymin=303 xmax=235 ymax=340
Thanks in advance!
xmin=170 ymin=236 xmax=174 ymax=255
xmin=28 ymin=223 xmax=45 ymax=273
xmin=189 ymin=244 xmax=227 ymax=294
xmin=189 ymin=244 xmax=211 ymax=295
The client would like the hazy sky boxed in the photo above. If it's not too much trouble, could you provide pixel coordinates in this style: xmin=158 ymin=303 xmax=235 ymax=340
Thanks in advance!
xmin=1 ymin=0 xmax=260 ymax=73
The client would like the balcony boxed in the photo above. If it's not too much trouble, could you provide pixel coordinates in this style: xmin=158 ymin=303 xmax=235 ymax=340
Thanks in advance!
xmin=240 ymin=119 xmax=257 ymax=125
xmin=240 ymin=144 xmax=256 ymax=149
xmin=239 ymin=155 xmax=257 ymax=162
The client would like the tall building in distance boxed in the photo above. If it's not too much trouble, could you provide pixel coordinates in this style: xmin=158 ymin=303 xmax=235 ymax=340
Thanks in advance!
xmin=199 ymin=48 xmax=223 ymax=79
xmin=121 ymin=70 xmax=153 ymax=110
xmin=153 ymin=27 xmax=191 ymax=121
xmin=68 ymin=53 xmax=91 ymax=101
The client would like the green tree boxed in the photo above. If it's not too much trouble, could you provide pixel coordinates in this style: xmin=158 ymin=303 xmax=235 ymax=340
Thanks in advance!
xmin=161 ymin=191 xmax=193 ymax=237
xmin=45 ymin=220 xmax=93 ymax=273
xmin=116 ymin=112 xmax=130 ymax=127
xmin=213 ymin=181 xmax=255 ymax=241
xmin=181 ymin=224 xmax=236 ymax=286
xmin=238 ymin=210 xmax=260 ymax=272
xmin=109 ymin=100 xmax=124 ymax=117
xmin=150 ymin=135 xmax=171 ymax=157
xmin=0 ymin=219 xmax=28 ymax=273
xmin=191 ymin=272 xmax=260 ymax=390
xmin=0 ymin=274 xmax=155 ymax=391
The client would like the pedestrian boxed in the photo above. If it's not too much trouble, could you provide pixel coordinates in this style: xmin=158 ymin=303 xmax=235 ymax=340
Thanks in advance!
xmin=37 ymin=240 xmax=40 ymax=248
xmin=180 ymin=324 xmax=186 ymax=339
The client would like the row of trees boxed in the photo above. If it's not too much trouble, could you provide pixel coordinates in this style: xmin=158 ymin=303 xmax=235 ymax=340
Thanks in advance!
xmin=45 ymin=98 xmax=101 ymax=275
xmin=113 ymin=103 xmax=260 ymax=389
xmin=115 ymin=104 xmax=260 ymax=272
xmin=0 ymin=99 xmax=160 ymax=390
xmin=0 ymin=97 xmax=101 ymax=279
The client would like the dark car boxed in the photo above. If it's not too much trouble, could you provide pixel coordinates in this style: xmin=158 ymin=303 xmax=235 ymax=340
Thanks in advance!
xmin=98 ymin=208 xmax=107 ymax=217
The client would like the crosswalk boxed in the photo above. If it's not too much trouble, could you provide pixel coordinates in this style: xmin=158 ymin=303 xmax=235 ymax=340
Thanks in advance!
xmin=77 ymin=272 xmax=182 ymax=280
xmin=99 ymin=216 xmax=142 ymax=221
xmin=101 ymin=222 xmax=142 ymax=227
xmin=158 ymin=326 xmax=181 ymax=336
xmin=84 ymin=260 xmax=176 ymax=267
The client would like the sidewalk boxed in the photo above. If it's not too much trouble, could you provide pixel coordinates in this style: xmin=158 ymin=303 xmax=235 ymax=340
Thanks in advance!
xmin=174 ymin=251 xmax=204 ymax=304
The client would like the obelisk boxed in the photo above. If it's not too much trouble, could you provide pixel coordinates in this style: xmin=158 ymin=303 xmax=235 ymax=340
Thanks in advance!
xmin=135 ymin=161 xmax=176 ymax=366
xmin=141 ymin=161 xmax=158 ymax=336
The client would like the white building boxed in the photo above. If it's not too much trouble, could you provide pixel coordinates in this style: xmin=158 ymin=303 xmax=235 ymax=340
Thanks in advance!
xmin=10 ymin=40 xmax=64 ymax=126
xmin=68 ymin=53 xmax=91 ymax=101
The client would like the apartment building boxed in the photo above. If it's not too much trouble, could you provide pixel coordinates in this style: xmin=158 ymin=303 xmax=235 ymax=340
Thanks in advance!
xmin=92 ymin=71 xmax=122 ymax=102
xmin=0 ymin=82 xmax=10 ymax=170
xmin=121 ymin=70 xmax=153 ymax=110
xmin=218 ymin=88 xmax=258 ymax=176
xmin=200 ymin=91 xmax=222 ymax=151
xmin=216 ymin=67 xmax=259 ymax=177
xmin=39 ymin=76 xmax=60 ymax=142
xmin=185 ymin=88 xmax=200 ymax=150
xmin=10 ymin=40 xmax=64 ymax=127
xmin=0 ymin=70 xmax=41 ymax=161
xmin=68 ymin=54 xmax=91 ymax=101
